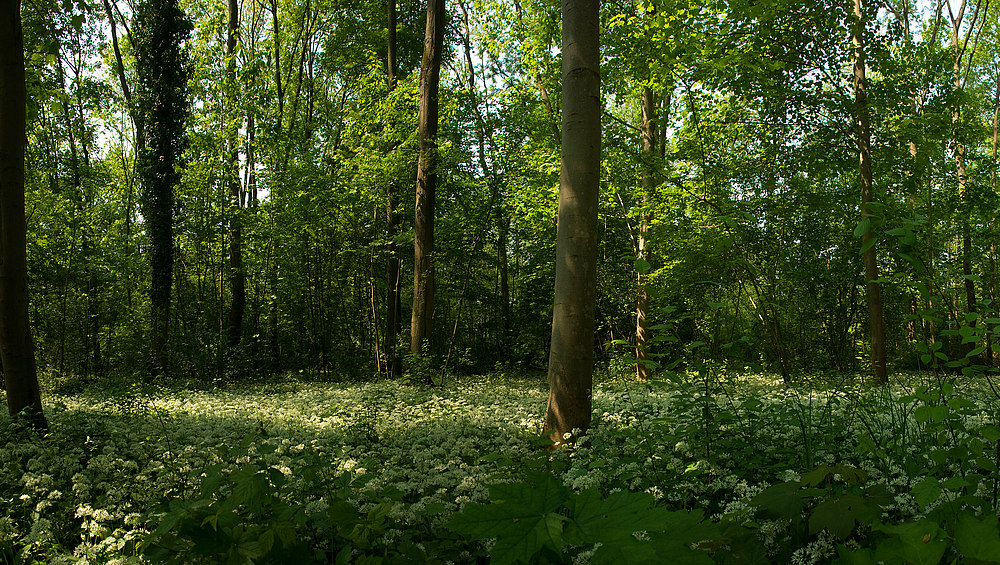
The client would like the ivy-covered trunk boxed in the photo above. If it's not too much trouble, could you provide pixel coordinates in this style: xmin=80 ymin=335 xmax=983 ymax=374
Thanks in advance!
xmin=134 ymin=0 xmax=191 ymax=377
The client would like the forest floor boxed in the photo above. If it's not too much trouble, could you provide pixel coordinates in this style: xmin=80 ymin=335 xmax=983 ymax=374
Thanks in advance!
xmin=2 ymin=369 xmax=1000 ymax=564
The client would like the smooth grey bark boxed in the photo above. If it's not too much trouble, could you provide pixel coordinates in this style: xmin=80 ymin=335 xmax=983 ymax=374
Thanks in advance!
xmin=544 ymin=0 xmax=600 ymax=444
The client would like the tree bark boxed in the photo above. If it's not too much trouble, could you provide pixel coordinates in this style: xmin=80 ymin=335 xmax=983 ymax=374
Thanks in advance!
xmin=134 ymin=0 xmax=191 ymax=377
xmin=545 ymin=0 xmax=600 ymax=444
xmin=410 ymin=0 xmax=445 ymax=374
xmin=948 ymin=0 xmax=984 ymax=350
xmin=636 ymin=85 xmax=656 ymax=381
xmin=499 ymin=213 xmax=511 ymax=353
xmin=383 ymin=0 xmax=402 ymax=378
xmin=227 ymin=0 xmax=246 ymax=349
xmin=852 ymin=0 xmax=887 ymax=383
xmin=0 ymin=0 xmax=46 ymax=429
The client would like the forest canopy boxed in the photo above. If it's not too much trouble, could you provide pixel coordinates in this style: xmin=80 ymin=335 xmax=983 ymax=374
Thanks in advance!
xmin=6 ymin=0 xmax=1000 ymax=387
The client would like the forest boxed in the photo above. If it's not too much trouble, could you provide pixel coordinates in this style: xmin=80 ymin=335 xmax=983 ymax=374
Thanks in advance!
xmin=4 ymin=0 xmax=1000 ymax=562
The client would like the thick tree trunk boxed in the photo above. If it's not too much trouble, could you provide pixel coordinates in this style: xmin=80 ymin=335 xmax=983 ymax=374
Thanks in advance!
xmin=0 ymin=0 xmax=46 ymax=428
xmin=544 ymin=0 xmax=600 ymax=445
xmin=635 ymin=86 xmax=656 ymax=381
xmin=410 ymin=0 xmax=445 ymax=374
xmin=134 ymin=0 xmax=190 ymax=377
xmin=852 ymin=0 xmax=887 ymax=383
xmin=227 ymin=0 xmax=246 ymax=350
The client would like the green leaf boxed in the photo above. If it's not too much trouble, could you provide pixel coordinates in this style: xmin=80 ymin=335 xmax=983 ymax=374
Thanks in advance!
xmin=859 ymin=237 xmax=876 ymax=254
xmin=910 ymin=477 xmax=940 ymax=509
xmin=980 ymin=425 xmax=1000 ymax=442
xmin=569 ymin=490 xmax=660 ymax=562
xmin=966 ymin=346 xmax=986 ymax=358
xmin=447 ymin=474 xmax=570 ymax=565
xmin=954 ymin=515 xmax=1000 ymax=562
xmin=751 ymin=481 xmax=803 ymax=520
xmin=854 ymin=219 xmax=871 ymax=238
xmin=941 ymin=476 xmax=969 ymax=490
xmin=809 ymin=496 xmax=873 ymax=539
xmin=874 ymin=520 xmax=947 ymax=565
xmin=801 ymin=463 xmax=831 ymax=487
xmin=634 ymin=258 xmax=651 ymax=274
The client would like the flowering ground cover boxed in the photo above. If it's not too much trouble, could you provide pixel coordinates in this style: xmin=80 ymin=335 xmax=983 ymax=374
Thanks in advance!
xmin=3 ymin=370 xmax=1000 ymax=564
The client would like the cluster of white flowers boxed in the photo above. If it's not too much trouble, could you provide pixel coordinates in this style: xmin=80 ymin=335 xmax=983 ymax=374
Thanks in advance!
xmin=3 ymin=370 xmax=1000 ymax=562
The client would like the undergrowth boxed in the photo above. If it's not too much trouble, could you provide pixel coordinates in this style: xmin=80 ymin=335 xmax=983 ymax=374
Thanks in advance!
xmin=2 ymin=369 xmax=1000 ymax=564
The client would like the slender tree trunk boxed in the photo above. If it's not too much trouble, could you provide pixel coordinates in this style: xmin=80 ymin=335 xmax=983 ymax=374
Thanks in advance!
xmin=949 ymin=0 xmax=986 ymax=355
xmin=545 ymin=0 xmax=600 ymax=445
xmin=270 ymin=0 xmax=284 ymax=126
xmin=0 ymin=0 xmax=46 ymax=428
xmin=226 ymin=0 xmax=246 ymax=350
xmin=383 ymin=0 xmax=402 ymax=378
xmin=499 ymin=213 xmax=511 ymax=353
xmin=852 ymin=0 xmax=887 ymax=383
xmin=410 ymin=0 xmax=445 ymax=374
xmin=989 ymin=75 xmax=1000 ymax=366
xmin=635 ymin=85 xmax=656 ymax=380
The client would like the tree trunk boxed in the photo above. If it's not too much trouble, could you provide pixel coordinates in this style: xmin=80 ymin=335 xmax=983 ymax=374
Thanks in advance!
xmin=635 ymin=86 xmax=656 ymax=381
xmin=410 ymin=0 xmax=445 ymax=373
xmin=852 ymin=0 xmax=887 ymax=383
xmin=544 ymin=0 xmax=600 ymax=445
xmin=383 ymin=0 xmax=402 ymax=378
xmin=0 ymin=0 xmax=46 ymax=429
xmin=134 ymin=0 xmax=191 ymax=377
xmin=949 ymin=0 xmax=985 ymax=356
xmin=269 ymin=0 xmax=284 ymax=126
xmin=499 ymin=213 xmax=511 ymax=354
xmin=227 ymin=0 xmax=246 ymax=349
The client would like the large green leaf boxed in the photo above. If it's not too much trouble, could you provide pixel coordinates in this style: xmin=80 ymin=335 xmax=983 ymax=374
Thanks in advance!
xmin=809 ymin=496 xmax=874 ymax=539
xmin=446 ymin=473 xmax=570 ymax=565
xmin=874 ymin=520 xmax=947 ymax=565
xmin=751 ymin=481 xmax=803 ymax=520
xmin=569 ymin=490 xmax=709 ymax=564
xmin=954 ymin=515 xmax=1000 ymax=563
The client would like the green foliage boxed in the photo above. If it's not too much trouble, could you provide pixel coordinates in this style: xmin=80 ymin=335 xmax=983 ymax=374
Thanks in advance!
xmin=447 ymin=471 xmax=713 ymax=565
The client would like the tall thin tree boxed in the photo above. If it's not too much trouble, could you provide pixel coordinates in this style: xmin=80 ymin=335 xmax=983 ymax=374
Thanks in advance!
xmin=0 ymin=0 xmax=46 ymax=429
xmin=545 ymin=0 xmax=600 ymax=443
xmin=410 ymin=0 xmax=445 ymax=373
xmin=852 ymin=0 xmax=887 ymax=383
xmin=635 ymin=85 xmax=656 ymax=381
xmin=384 ymin=0 xmax=403 ymax=378
xmin=227 ymin=0 xmax=246 ymax=349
